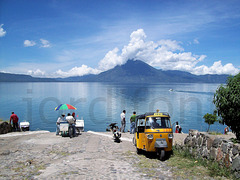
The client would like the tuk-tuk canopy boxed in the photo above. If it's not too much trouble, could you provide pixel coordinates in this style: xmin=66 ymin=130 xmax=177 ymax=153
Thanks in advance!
xmin=137 ymin=112 xmax=170 ymax=119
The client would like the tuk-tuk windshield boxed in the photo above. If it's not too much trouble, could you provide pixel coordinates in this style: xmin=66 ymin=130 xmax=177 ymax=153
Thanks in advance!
xmin=146 ymin=117 xmax=171 ymax=129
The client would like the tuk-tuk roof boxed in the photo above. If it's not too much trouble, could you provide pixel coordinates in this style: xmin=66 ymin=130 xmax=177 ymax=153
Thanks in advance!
xmin=137 ymin=112 xmax=170 ymax=119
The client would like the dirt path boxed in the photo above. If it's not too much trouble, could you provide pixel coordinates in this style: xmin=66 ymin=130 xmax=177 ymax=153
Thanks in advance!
xmin=0 ymin=131 xmax=176 ymax=179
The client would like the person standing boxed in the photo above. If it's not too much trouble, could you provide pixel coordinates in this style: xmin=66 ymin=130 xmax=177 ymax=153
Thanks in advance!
xmin=72 ymin=112 xmax=77 ymax=137
xmin=130 ymin=111 xmax=136 ymax=134
xmin=66 ymin=113 xmax=75 ymax=138
xmin=56 ymin=114 xmax=65 ymax=135
xmin=9 ymin=112 xmax=19 ymax=131
xmin=120 ymin=110 xmax=126 ymax=133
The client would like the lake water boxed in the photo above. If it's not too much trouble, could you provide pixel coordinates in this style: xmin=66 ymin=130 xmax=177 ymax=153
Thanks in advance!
xmin=0 ymin=82 xmax=225 ymax=133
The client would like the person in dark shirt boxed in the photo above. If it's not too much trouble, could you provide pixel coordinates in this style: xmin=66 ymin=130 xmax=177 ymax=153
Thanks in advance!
xmin=130 ymin=112 xmax=136 ymax=134
xmin=10 ymin=112 xmax=19 ymax=131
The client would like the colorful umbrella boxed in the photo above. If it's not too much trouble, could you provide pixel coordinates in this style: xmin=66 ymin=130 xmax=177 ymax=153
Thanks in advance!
xmin=55 ymin=104 xmax=77 ymax=111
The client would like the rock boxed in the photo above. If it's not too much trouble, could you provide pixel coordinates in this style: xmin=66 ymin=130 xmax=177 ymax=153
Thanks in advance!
xmin=202 ymin=147 xmax=208 ymax=158
xmin=189 ymin=129 xmax=198 ymax=136
xmin=184 ymin=136 xmax=191 ymax=146
xmin=197 ymin=137 xmax=203 ymax=146
xmin=221 ymin=143 xmax=229 ymax=154
xmin=210 ymin=148 xmax=217 ymax=160
xmin=192 ymin=137 xmax=197 ymax=147
xmin=206 ymin=136 xmax=214 ymax=150
xmin=216 ymin=148 xmax=223 ymax=162
xmin=234 ymin=172 xmax=240 ymax=179
xmin=212 ymin=138 xmax=222 ymax=148
xmin=224 ymin=153 xmax=231 ymax=168
xmin=232 ymin=144 xmax=240 ymax=156
xmin=0 ymin=150 xmax=10 ymax=155
xmin=232 ymin=156 xmax=240 ymax=171
xmin=0 ymin=121 xmax=12 ymax=134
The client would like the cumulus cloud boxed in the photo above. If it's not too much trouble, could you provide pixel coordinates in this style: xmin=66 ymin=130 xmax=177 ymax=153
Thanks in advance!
xmin=27 ymin=69 xmax=46 ymax=77
xmin=55 ymin=65 xmax=101 ymax=78
xmin=24 ymin=40 xmax=36 ymax=47
xmin=193 ymin=61 xmax=239 ymax=75
xmin=97 ymin=29 xmax=239 ymax=75
xmin=0 ymin=24 xmax=6 ymax=37
xmin=40 ymin=39 xmax=51 ymax=48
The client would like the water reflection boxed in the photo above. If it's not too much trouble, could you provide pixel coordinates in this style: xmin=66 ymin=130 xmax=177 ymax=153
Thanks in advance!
xmin=0 ymin=82 xmax=223 ymax=133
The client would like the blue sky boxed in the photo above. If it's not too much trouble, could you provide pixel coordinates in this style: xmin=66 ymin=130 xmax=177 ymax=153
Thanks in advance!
xmin=0 ymin=0 xmax=240 ymax=77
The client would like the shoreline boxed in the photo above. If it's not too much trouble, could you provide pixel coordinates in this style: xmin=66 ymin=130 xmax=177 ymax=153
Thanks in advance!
xmin=0 ymin=130 xmax=237 ymax=179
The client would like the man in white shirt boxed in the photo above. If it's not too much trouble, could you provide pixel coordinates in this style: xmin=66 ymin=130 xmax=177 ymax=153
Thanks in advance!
xmin=66 ymin=113 xmax=76 ymax=138
xmin=56 ymin=114 xmax=65 ymax=135
xmin=120 ymin=110 xmax=126 ymax=133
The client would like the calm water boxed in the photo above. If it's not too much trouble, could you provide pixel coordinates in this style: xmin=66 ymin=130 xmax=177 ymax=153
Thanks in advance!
xmin=0 ymin=82 xmax=225 ymax=133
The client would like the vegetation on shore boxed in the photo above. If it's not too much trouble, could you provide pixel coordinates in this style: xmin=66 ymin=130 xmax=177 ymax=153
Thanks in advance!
xmin=167 ymin=147 xmax=236 ymax=180
xmin=213 ymin=72 xmax=240 ymax=140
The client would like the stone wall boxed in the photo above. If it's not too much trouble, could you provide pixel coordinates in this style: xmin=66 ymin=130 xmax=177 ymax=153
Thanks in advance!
xmin=0 ymin=121 xmax=12 ymax=134
xmin=176 ymin=129 xmax=240 ymax=178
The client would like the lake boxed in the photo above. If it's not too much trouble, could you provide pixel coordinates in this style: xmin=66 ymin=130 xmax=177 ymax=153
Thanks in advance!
xmin=0 ymin=82 xmax=225 ymax=133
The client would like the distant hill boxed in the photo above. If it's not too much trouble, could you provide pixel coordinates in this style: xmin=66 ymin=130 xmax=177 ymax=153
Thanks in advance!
xmin=0 ymin=60 xmax=229 ymax=83
xmin=0 ymin=72 xmax=56 ymax=82
xmin=65 ymin=60 xmax=229 ymax=83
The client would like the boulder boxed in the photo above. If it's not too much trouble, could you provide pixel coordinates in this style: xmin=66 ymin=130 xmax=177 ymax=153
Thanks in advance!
xmin=0 ymin=121 xmax=12 ymax=134
xmin=232 ymin=156 xmax=240 ymax=171
xmin=221 ymin=143 xmax=229 ymax=154
xmin=206 ymin=136 xmax=214 ymax=150
xmin=212 ymin=138 xmax=222 ymax=148
xmin=232 ymin=144 xmax=240 ymax=156
xmin=189 ymin=129 xmax=198 ymax=136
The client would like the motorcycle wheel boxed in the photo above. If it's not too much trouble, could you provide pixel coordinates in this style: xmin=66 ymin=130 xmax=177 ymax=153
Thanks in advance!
xmin=69 ymin=127 xmax=73 ymax=138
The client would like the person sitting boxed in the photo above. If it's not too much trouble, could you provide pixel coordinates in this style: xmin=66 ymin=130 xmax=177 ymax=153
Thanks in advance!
xmin=151 ymin=119 xmax=160 ymax=129
xmin=175 ymin=122 xmax=181 ymax=133
xmin=224 ymin=126 xmax=229 ymax=135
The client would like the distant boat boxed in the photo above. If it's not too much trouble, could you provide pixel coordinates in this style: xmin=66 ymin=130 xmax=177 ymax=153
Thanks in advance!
xmin=169 ymin=89 xmax=173 ymax=92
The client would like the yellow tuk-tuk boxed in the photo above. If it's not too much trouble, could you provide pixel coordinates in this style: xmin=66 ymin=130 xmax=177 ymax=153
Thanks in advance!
xmin=133 ymin=110 xmax=173 ymax=160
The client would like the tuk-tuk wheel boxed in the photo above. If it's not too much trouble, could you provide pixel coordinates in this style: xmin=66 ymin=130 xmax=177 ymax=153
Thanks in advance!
xmin=158 ymin=149 xmax=165 ymax=161
xmin=136 ymin=148 xmax=142 ymax=154
xmin=132 ymin=137 xmax=136 ymax=146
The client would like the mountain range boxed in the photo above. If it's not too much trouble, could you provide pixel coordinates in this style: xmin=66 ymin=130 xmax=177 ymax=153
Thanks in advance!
xmin=0 ymin=60 xmax=229 ymax=83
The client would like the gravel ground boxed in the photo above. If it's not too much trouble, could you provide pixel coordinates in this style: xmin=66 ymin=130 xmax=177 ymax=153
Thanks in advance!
xmin=0 ymin=131 xmax=180 ymax=180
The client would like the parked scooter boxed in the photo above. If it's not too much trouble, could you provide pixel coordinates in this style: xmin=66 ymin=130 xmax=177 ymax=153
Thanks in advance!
xmin=107 ymin=123 xmax=121 ymax=143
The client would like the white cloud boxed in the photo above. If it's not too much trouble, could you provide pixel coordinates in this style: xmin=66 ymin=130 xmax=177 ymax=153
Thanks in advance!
xmin=0 ymin=24 xmax=6 ymax=37
xmin=97 ymin=29 xmax=239 ymax=75
xmin=24 ymin=40 xmax=36 ymax=47
xmin=193 ymin=61 xmax=239 ymax=75
xmin=55 ymin=65 xmax=101 ymax=78
xmin=40 ymin=39 xmax=51 ymax=48
xmin=27 ymin=69 xmax=46 ymax=77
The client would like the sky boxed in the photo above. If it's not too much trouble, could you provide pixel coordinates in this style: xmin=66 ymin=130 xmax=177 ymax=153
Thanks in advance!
xmin=0 ymin=0 xmax=240 ymax=78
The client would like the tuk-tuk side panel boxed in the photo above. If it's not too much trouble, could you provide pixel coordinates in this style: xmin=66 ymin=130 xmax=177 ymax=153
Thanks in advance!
xmin=136 ymin=132 xmax=146 ymax=150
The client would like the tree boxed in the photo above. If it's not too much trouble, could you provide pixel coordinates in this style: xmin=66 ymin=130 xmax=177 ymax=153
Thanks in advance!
xmin=213 ymin=73 xmax=240 ymax=140
xmin=203 ymin=111 xmax=218 ymax=132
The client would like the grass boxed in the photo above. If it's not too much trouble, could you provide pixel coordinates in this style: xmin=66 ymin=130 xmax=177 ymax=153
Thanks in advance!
xmin=208 ymin=131 xmax=223 ymax=135
xmin=230 ymin=138 xmax=240 ymax=144
xmin=167 ymin=147 xmax=236 ymax=180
